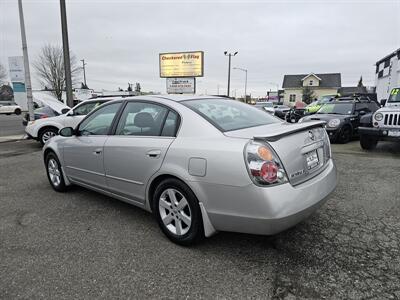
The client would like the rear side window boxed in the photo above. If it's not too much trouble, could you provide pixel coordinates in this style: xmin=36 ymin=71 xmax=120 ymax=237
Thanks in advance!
xmin=115 ymin=102 xmax=169 ymax=136
xmin=161 ymin=111 xmax=179 ymax=137
xmin=183 ymin=99 xmax=279 ymax=132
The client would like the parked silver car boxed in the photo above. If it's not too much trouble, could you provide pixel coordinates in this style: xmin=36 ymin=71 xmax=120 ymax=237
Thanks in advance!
xmin=43 ymin=95 xmax=337 ymax=245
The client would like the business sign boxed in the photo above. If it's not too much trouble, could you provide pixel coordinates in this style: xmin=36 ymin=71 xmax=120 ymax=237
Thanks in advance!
xmin=8 ymin=56 xmax=25 ymax=83
xmin=159 ymin=51 xmax=204 ymax=78
xmin=166 ymin=78 xmax=195 ymax=94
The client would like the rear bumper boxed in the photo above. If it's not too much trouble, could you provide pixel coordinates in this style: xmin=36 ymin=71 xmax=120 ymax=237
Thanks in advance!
xmin=359 ymin=126 xmax=400 ymax=141
xmin=202 ymin=159 xmax=337 ymax=235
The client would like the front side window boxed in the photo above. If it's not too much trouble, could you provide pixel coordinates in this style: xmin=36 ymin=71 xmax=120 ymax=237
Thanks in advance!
xmin=78 ymin=102 xmax=121 ymax=136
xmin=183 ymin=99 xmax=279 ymax=132
xmin=115 ymin=102 xmax=169 ymax=136
xmin=355 ymin=103 xmax=370 ymax=113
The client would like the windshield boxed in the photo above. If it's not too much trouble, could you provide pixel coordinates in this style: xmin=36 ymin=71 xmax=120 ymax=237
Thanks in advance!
xmin=183 ymin=99 xmax=280 ymax=131
xmin=388 ymin=88 xmax=400 ymax=103
xmin=317 ymin=103 xmax=354 ymax=115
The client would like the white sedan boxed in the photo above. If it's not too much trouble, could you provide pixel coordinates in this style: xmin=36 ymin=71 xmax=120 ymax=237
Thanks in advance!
xmin=0 ymin=101 xmax=22 ymax=115
xmin=25 ymin=98 xmax=111 ymax=145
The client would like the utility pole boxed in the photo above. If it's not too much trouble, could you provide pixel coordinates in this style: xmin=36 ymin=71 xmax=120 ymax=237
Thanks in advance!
xmin=224 ymin=51 xmax=238 ymax=97
xmin=60 ymin=0 xmax=74 ymax=107
xmin=17 ymin=0 xmax=34 ymax=121
xmin=81 ymin=59 xmax=87 ymax=88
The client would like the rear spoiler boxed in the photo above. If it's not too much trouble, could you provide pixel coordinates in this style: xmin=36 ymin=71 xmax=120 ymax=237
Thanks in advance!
xmin=254 ymin=121 xmax=326 ymax=142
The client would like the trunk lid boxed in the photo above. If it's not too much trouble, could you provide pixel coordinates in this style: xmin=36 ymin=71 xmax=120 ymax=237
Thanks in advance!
xmin=225 ymin=121 xmax=331 ymax=185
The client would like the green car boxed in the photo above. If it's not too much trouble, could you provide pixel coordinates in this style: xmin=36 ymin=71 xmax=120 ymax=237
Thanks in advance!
xmin=306 ymin=95 xmax=337 ymax=114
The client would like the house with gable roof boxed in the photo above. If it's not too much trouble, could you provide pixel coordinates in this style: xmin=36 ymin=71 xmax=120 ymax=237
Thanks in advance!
xmin=282 ymin=72 xmax=341 ymax=105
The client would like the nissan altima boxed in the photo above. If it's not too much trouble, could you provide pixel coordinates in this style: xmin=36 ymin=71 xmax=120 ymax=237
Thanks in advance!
xmin=43 ymin=95 xmax=337 ymax=245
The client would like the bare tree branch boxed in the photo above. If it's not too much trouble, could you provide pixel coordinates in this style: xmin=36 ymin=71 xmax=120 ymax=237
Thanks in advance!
xmin=34 ymin=44 xmax=81 ymax=101
xmin=0 ymin=63 xmax=8 ymax=85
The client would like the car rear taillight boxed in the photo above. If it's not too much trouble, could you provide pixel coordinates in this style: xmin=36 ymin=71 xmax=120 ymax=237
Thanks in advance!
xmin=245 ymin=140 xmax=288 ymax=186
xmin=40 ymin=114 xmax=49 ymax=119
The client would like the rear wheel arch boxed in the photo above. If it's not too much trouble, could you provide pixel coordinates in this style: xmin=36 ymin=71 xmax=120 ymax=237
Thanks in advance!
xmin=148 ymin=174 xmax=191 ymax=211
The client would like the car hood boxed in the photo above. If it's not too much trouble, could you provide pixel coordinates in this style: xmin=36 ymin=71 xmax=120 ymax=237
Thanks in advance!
xmin=379 ymin=105 xmax=400 ymax=112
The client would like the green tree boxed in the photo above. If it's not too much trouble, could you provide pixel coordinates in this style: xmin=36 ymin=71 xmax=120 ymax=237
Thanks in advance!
xmin=302 ymin=86 xmax=315 ymax=104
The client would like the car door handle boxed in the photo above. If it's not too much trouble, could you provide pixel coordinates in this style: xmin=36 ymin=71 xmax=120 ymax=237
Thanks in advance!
xmin=146 ymin=150 xmax=161 ymax=158
xmin=93 ymin=149 xmax=102 ymax=155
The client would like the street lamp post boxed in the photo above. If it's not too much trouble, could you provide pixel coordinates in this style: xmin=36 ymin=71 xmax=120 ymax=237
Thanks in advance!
xmin=234 ymin=67 xmax=248 ymax=102
xmin=224 ymin=51 xmax=238 ymax=97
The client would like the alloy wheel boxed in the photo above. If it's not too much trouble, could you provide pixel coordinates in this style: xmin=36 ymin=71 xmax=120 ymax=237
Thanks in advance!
xmin=48 ymin=158 xmax=61 ymax=187
xmin=158 ymin=188 xmax=192 ymax=236
xmin=42 ymin=131 xmax=57 ymax=143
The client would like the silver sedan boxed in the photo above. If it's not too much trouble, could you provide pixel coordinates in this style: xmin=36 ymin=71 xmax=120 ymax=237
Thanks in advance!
xmin=43 ymin=95 xmax=337 ymax=245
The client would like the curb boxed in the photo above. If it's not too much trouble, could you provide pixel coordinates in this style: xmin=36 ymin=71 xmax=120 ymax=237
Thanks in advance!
xmin=0 ymin=134 xmax=27 ymax=143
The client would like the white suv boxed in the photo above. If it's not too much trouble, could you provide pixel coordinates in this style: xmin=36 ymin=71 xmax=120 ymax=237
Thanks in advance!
xmin=359 ymin=87 xmax=400 ymax=149
xmin=25 ymin=98 xmax=111 ymax=145
xmin=0 ymin=101 xmax=22 ymax=115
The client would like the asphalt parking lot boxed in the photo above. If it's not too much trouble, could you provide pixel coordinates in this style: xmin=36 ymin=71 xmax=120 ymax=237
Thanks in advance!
xmin=0 ymin=115 xmax=25 ymax=137
xmin=0 ymin=139 xmax=399 ymax=299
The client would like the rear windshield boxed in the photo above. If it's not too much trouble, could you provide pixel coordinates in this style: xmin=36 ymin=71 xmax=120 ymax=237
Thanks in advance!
xmin=182 ymin=99 xmax=280 ymax=132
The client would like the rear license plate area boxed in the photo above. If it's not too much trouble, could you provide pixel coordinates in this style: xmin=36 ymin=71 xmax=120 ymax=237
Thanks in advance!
xmin=305 ymin=150 xmax=319 ymax=170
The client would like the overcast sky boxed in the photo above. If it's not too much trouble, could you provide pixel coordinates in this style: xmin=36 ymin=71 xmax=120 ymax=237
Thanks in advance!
xmin=1 ymin=0 xmax=399 ymax=97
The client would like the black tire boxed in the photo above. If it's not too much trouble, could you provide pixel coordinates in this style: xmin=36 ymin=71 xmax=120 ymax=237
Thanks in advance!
xmin=339 ymin=126 xmax=351 ymax=144
xmin=14 ymin=108 xmax=21 ymax=115
xmin=153 ymin=178 xmax=204 ymax=246
xmin=360 ymin=135 xmax=378 ymax=150
xmin=45 ymin=152 xmax=67 ymax=192
xmin=39 ymin=127 xmax=59 ymax=145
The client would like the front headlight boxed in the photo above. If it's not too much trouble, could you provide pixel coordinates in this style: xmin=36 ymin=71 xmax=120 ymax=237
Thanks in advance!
xmin=327 ymin=118 xmax=340 ymax=128
xmin=374 ymin=113 xmax=383 ymax=121
xmin=28 ymin=121 xmax=35 ymax=125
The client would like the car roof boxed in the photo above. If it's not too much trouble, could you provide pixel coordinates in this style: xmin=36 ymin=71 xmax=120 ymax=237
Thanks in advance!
xmin=104 ymin=94 xmax=225 ymax=103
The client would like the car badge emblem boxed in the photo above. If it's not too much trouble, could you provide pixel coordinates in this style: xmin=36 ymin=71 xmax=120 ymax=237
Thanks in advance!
xmin=308 ymin=130 xmax=315 ymax=141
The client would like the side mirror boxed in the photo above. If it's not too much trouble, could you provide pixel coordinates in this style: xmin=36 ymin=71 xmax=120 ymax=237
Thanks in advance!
xmin=61 ymin=108 xmax=70 ymax=114
xmin=380 ymin=99 xmax=387 ymax=107
xmin=59 ymin=127 xmax=74 ymax=137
